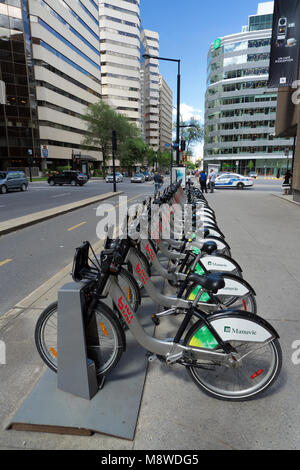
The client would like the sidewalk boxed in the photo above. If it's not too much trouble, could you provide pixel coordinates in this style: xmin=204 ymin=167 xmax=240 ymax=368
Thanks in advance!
xmin=0 ymin=189 xmax=300 ymax=449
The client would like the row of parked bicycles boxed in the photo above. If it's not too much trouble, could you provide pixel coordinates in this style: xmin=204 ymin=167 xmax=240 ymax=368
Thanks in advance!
xmin=35 ymin=181 xmax=282 ymax=401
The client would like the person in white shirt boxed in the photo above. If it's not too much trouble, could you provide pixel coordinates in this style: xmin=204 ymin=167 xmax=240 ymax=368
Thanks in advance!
xmin=209 ymin=169 xmax=217 ymax=193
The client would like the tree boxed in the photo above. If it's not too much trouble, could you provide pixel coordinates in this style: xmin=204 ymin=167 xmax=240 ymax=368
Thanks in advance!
xmin=119 ymin=137 xmax=147 ymax=172
xmin=157 ymin=151 xmax=171 ymax=170
xmin=81 ymin=101 xmax=139 ymax=173
xmin=179 ymin=117 xmax=204 ymax=155
xmin=247 ymin=160 xmax=254 ymax=171
xmin=145 ymin=147 xmax=156 ymax=169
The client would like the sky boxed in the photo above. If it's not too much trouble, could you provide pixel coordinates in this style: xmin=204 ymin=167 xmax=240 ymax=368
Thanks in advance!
xmin=140 ymin=0 xmax=269 ymax=157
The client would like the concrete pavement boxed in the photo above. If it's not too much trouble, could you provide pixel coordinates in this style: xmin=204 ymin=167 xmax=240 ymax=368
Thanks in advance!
xmin=0 ymin=185 xmax=299 ymax=449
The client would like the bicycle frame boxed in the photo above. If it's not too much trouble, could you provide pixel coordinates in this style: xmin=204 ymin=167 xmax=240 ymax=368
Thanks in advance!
xmin=108 ymin=275 xmax=233 ymax=365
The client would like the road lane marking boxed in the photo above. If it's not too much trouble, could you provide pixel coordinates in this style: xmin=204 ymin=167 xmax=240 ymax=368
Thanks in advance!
xmin=0 ymin=259 xmax=13 ymax=267
xmin=68 ymin=222 xmax=87 ymax=232
xmin=52 ymin=193 xmax=71 ymax=199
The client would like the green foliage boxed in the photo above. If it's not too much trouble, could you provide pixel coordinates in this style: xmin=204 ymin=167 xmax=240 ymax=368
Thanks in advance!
xmin=178 ymin=117 xmax=204 ymax=155
xmin=157 ymin=151 xmax=171 ymax=169
xmin=119 ymin=137 xmax=147 ymax=169
xmin=145 ymin=147 xmax=156 ymax=168
xmin=56 ymin=166 xmax=72 ymax=172
xmin=81 ymin=101 xmax=140 ymax=170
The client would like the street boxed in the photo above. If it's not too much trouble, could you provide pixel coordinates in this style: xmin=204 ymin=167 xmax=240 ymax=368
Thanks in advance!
xmin=0 ymin=180 xmax=155 ymax=316
xmin=0 ymin=178 xmax=154 ymax=223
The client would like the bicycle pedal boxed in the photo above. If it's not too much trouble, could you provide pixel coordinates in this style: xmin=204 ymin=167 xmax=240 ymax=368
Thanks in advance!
xmin=151 ymin=315 xmax=160 ymax=326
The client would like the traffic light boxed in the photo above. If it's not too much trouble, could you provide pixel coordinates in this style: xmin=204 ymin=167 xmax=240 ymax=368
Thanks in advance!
xmin=181 ymin=140 xmax=186 ymax=152
xmin=183 ymin=155 xmax=187 ymax=162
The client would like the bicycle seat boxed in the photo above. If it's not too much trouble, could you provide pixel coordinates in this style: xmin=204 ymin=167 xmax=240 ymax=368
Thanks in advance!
xmin=201 ymin=241 xmax=218 ymax=255
xmin=187 ymin=272 xmax=225 ymax=294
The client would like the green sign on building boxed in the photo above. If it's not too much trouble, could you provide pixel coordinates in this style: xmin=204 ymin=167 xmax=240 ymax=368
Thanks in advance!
xmin=214 ymin=38 xmax=221 ymax=50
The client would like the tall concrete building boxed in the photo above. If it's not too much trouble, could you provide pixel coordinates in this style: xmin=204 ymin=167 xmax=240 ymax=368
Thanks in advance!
xmin=141 ymin=28 xmax=160 ymax=151
xmin=0 ymin=0 xmax=102 ymax=172
xmin=159 ymin=74 xmax=172 ymax=151
xmin=204 ymin=1 xmax=294 ymax=176
xmin=99 ymin=0 xmax=141 ymax=128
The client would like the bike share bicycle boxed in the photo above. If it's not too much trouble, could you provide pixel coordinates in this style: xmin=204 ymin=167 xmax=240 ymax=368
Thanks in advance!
xmin=35 ymin=181 xmax=282 ymax=401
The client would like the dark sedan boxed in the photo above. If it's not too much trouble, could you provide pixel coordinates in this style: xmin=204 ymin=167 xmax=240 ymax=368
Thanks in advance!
xmin=48 ymin=171 xmax=88 ymax=186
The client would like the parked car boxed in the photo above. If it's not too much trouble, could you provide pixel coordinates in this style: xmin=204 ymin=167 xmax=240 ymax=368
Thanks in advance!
xmin=248 ymin=171 xmax=258 ymax=179
xmin=142 ymin=171 xmax=153 ymax=181
xmin=215 ymin=173 xmax=254 ymax=190
xmin=106 ymin=172 xmax=123 ymax=183
xmin=0 ymin=171 xmax=28 ymax=194
xmin=48 ymin=171 xmax=88 ymax=186
xmin=131 ymin=173 xmax=145 ymax=183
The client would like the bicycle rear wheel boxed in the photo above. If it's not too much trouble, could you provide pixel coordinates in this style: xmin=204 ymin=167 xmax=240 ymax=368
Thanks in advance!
xmin=35 ymin=301 xmax=124 ymax=377
xmin=184 ymin=320 xmax=282 ymax=401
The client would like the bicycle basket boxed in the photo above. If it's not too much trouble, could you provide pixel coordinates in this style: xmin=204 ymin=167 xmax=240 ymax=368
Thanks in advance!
xmin=72 ymin=241 xmax=101 ymax=282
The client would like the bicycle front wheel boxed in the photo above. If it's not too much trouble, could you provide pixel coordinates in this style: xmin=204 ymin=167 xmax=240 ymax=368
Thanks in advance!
xmin=35 ymin=301 xmax=124 ymax=377
xmin=184 ymin=320 xmax=282 ymax=401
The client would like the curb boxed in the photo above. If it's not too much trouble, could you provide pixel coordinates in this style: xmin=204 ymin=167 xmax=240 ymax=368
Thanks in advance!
xmin=0 ymin=191 xmax=124 ymax=237
xmin=271 ymin=193 xmax=300 ymax=206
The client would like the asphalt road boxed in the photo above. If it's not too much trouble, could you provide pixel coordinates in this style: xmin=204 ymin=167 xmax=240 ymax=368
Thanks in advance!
xmin=0 ymin=182 xmax=154 ymax=316
xmin=0 ymin=178 xmax=150 ymax=222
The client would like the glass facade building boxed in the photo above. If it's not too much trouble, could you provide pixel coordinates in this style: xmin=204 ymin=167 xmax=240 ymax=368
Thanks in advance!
xmin=0 ymin=0 xmax=102 ymax=172
xmin=204 ymin=1 xmax=294 ymax=176
xmin=0 ymin=0 xmax=40 ymax=171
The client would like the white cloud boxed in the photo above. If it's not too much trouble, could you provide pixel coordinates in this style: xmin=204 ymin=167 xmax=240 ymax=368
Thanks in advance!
xmin=173 ymin=103 xmax=203 ymax=123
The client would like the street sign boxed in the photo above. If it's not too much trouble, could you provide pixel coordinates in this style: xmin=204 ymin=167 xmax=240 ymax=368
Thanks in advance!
xmin=41 ymin=145 xmax=48 ymax=158
xmin=214 ymin=38 xmax=221 ymax=50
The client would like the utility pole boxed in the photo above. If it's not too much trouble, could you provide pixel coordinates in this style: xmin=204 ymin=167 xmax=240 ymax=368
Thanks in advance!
xmin=112 ymin=130 xmax=117 ymax=193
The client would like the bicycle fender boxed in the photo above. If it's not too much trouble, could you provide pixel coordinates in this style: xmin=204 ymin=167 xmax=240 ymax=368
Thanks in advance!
xmin=201 ymin=255 xmax=243 ymax=274
xmin=207 ymin=310 xmax=279 ymax=343
xmin=217 ymin=273 xmax=256 ymax=296
xmin=194 ymin=236 xmax=230 ymax=252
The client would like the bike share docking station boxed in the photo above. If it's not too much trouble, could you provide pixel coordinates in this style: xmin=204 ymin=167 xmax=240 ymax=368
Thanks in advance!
xmin=8 ymin=274 xmax=162 ymax=439
xmin=57 ymin=281 xmax=101 ymax=400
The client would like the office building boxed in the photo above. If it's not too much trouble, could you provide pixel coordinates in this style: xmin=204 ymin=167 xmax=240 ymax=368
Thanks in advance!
xmin=0 ymin=0 xmax=102 ymax=172
xmin=204 ymin=1 xmax=294 ymax=176
xmin=141 ymin=28 xmax=160 ymax=151
xmin=158 ymin=74 xmax=172 ymax=151
xmin=99 ymin=0 xmax=141 ymax=128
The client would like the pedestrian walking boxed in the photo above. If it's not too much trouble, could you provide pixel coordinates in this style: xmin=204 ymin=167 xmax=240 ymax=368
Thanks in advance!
xmin=208 ymin=169 xmax=217 ymax=193
xmin=195 ymin=169 xmax=200 ymax=185
xmin=200 ymin=170 xmax=208 ymax=193
xmin=282 ymin=170 xmax=292 ymax=195
xmin=154 ymin=171 xmax=163 ymax=198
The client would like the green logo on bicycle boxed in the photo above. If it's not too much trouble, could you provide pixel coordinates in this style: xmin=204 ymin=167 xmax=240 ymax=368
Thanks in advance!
xmin=224 ymin=326 xmax=257 ymax=336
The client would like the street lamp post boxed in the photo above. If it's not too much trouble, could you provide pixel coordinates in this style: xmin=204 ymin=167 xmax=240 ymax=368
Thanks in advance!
xmin=143 ymin=53 xmax=181 ymax=165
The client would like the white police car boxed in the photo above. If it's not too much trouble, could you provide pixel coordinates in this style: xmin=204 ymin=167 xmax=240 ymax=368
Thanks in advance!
xmin=214 ymin=173 xmax=254 ymax=190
